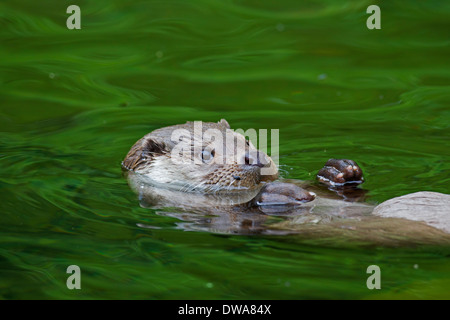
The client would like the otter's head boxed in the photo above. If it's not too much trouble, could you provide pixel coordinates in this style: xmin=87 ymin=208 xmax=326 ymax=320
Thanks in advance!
xmin=122 ymin=119 xmax=278 ymax=192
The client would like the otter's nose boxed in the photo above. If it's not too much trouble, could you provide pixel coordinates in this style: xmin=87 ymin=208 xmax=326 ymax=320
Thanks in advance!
xmin=244 ymin=151 xmax=268 ymax=168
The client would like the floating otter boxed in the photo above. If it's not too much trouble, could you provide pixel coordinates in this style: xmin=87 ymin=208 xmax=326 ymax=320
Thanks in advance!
xmin=122 ymin=120 xmax=450 ymax=242
xmin=122 ymin=119 xmax=361 ymax=204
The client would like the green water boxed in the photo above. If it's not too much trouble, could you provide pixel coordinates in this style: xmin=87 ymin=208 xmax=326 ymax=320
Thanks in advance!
xmin=1 ymin=0 xmax=450 ymax=299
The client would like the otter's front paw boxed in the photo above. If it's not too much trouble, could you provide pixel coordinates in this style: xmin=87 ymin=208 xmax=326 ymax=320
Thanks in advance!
xmin=317 ymin=159 xmax=364 ymax=186
xmin=253 ymin=182 xmax=315 ymax=206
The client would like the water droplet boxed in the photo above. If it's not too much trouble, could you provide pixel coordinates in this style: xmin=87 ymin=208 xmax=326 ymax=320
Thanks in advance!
xmin=206 ymin=282 xmax=213 ymax=288
xmin=318 ymin=73 xmax=327 ymax=80
xmin=276 ymin=23 xmax=285 ymax=32
xmin=155 ymin=51 xmax=164 ymax=59
xmin=49 ymin=73 xmax=56 ymax=79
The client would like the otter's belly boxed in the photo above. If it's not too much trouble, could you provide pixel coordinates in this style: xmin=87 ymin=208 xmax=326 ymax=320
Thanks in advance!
xmin=126 ymin=174 xmax=450 ymax=245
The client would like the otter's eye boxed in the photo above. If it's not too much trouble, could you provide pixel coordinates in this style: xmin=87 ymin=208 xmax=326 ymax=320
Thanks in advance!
xmin=201 ymin=149 xmax=215 ymax=163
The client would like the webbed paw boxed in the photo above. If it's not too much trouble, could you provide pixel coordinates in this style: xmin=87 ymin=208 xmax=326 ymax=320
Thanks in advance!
xmin=253 ymin=182 xmax=315 ymax=206
xmin=317 ymin=159 xmax=364 ymax=186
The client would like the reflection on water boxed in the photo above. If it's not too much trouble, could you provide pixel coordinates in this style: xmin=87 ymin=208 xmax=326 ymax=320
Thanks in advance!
xmin=127 ymin=172 xmax=450 ymax=245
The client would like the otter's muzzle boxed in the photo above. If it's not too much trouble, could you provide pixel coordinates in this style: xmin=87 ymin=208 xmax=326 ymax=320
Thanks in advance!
xmin=243 ymin=151 xmax=271 ymax=168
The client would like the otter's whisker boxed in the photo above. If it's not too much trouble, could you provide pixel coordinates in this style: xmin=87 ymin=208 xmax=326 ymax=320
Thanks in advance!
xmin=227 ymin=179 xmax=236 ymax=191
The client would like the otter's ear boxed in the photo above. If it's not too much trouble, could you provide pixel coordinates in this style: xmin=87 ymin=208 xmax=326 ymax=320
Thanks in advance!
xmin=122 ymin=137 xmax=166 ymax=171
xmin=142 ymin=138 xmax=166 ymax=155
xmin=218 ymin=119 xmax=230 ymax=129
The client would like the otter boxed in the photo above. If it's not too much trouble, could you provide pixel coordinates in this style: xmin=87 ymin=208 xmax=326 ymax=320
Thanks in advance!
xmin=122 ymin=119 xmax=361 ymax=203
xmin=122 ymin=119 xmax=278 ymax=192
xmin=122 ymin=119 xmax=450 ymax=242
